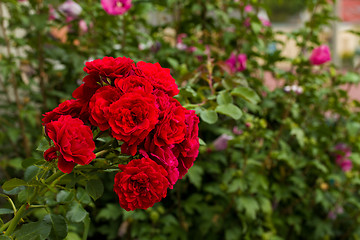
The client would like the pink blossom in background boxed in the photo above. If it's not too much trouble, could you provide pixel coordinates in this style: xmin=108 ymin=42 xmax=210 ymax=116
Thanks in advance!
xmin=233 ymin=127 xmax=243 ymax=135
xmin=101 ymin=0 xmax=132 ymax=15
xmin=244 ymin=17 xmax=251 ymax=27
xmin=334 ymin=143 xmax=352 ymax=172
xmin=213 ymin=134 xmax=233 ymax=151
xmin=48 ymin=5 xmax=59 ymax=21
xmin=309 ymin=45 xmax=331 ymax=65
xmin=226 ymin=53 xmax=247 ymax=73
xmin=79 ymin=20 xmax=93 ymax=33
xmin=244 ymin=5 xmax=253 ymax=13
xmin=59 ymin=0 xmax=82 ymax=19
xmin=259 ymin=17 xmax=271 ymax=27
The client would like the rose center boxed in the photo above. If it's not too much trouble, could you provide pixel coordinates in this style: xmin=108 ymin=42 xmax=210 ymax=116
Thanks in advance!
xmin=116 ymin=1 xmax=123 ymax=7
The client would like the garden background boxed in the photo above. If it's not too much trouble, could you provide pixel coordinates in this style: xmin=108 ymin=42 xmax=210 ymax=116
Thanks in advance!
xmin=1 ymin=0 xmax=360 ymax=239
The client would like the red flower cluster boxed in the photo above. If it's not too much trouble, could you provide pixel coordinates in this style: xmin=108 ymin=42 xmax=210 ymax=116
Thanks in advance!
xmin=42 ymin=56 xmax=200 ymax=211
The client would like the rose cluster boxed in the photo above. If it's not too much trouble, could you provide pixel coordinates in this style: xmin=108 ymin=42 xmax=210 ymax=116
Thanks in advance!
xmin=42 ymin=56 xmax=200 ymax=211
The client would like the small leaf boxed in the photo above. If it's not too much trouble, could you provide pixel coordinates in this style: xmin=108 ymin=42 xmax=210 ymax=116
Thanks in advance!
xmin=86 ymin=179 xmax=104 ymax=201
xmin=24 ymin=166 xmax=40 ymax=182
xmin=76 ymin=187 xmax=91 ymax=205
xmin=2 ymin=178 xmax=26 ymax=191
xmin=66 ymin=202 xmax=87 ymax=223
xmin=56 ymin=190 xmax=74 ymax=203
xmin=0 ymin=208 xmax=14 ymax=215
xmin=44 ymin=214 xmax=68 ymax=240
xmin=22 ymin=158 xmax=43 ymax=168
xmin=187 ymin=165 xmax=204 ymax=189
xmin=36 ymin=137 xmax=50 ymax=152
xmin=215 ymin=104 xmax=243 ymax=120
xmin=231 ymin=87 xmax=260 ymax=104
xmin=200 ymin=110 xmax=218 ymax=124
xmin=217 ymin=91 xmax=233 ymax=105
xmin=14 ymin=221 xmax=51 ymax=240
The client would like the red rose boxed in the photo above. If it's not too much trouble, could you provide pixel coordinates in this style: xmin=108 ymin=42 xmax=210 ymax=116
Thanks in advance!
xmin=172 ymin=110 xmax=200 ymax=179
xmin=140 ymin=136 xmax=179 ymax=188
xmin=114 ymin=158 xmax=169 ymax=211
xmin=115 ymin=75 xmax=153 ymax=94
xmin=89 ymin=86 xmax=121 ymax=131
xmin=134 ymin=61 xmax=179 ymax=97
xmin=42 ymin=99 xmax=88 ymax=125
xmin=108 ymin=90 xmax=159 ymax=156
xmin=44 ymin=146 xmax=59 ymax=162
xmin=153 ymin=99 xmax=186 ymax=147
xmin=72 ymin=75 xmax=101 ymax=102
xmin=45 ymin=115 xmax=96 ymax=173
xmin=84 ymin=56 xmax=134 ymax=80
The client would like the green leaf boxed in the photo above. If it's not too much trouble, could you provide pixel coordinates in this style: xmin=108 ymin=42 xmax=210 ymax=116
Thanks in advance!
xmin=65 ymin=232 xmax=82 ymax=240
xmin=66 ymin=202 xmax=87 ymax=223
xmin=82 ymin=214 xmax=90 ymax=240
xmin=2 ymin=178 xmax=26 ymax=191
xmin=36 ymin=137 xmax=50 ymax=152
xmin=24 ymin=166 xmax=40 ymax=182
xmin=96 ymin=204 xmax=123 ymax=221
xmin=290 ymin=128 xmax=305 ymax=148
xmin=231 ymin=87 xmax=260 ymax=105
xmin=225 ymin=227 xmax=242 ymax=240
xmin=22 ymin=158 xmax=43 ymax=169
xmin=258 ymin=197 xmax=272 ymax=214
xmin=44 ymin=214 xmax=68 ymax=240
xmin=217 ymin=91 xmax=233 ymax=105
xmin=215 ymin=104 xmax=243 ymax=120
xmin=236 ymin=196 xmax=259 ymax=219
xmin=18 ymin=187 xmax=35 ymax=203
xmin=0 ymin=236 xmax=12 ymax=240
xmin=200 ymin=110 xmax=218 ymax=124
xmin=76 ymin=187 xmax=92 ymax=205
xmin=339 ymin=72 xmax=360 ymax=84
xmin=251 ymin=22 xmax=262 ymax=34
xmin=56 ymin=190 xmax=74 ymax=203
xmin=86 ymin=179 xmax=104 ymax=201
xmin=187 ymin=165 xmax=204 ymax=189
xmin=14 ymin=221 xmax=51 ymax=240
xmin=0 ymin=208 xmax=14 ymax=215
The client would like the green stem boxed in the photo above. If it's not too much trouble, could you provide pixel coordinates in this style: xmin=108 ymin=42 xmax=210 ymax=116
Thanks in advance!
xmin=45 ymin=170 xmax=66 ymax=185
xmin=95 ymin=149 xmax=109 ymax=158
xmin=0 ymin=220 xmax=10 ymax=233
xmin=4 ymin=204 xmax=27 ymax=236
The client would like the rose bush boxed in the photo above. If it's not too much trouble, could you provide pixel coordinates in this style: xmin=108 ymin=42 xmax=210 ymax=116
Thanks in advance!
xmin=2 ymin=0 xmax=360 ymax=240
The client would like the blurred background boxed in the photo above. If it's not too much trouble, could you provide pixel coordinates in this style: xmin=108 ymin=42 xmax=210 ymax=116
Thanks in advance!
xmin=1 ymin=0 xmax=360 ymax=239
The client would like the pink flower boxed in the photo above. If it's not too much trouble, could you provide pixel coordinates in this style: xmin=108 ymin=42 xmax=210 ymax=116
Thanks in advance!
xmin=334 ymin=143 xmax=352 ymax=172
xmin=244 ymin=5 xmax=253 ymax=13
xmin=259 ymin=17 xmax=271 ymax=27
xmin=79 ymin=20 xmax=88 ymax=33
xmin=213 ymin=134 xmax=233 ymax=151
xmin=225 ymin=53 xmax=247 ymax=74
xmin=101 ymin=0 xmax=132 ymax=15
xmin=309 ymin=45 xmax=331 ymax=65
xmin=59 ymin=0 xmax=82 ymax=19
xmin=233 ymin=127 xmax=243 ymax=135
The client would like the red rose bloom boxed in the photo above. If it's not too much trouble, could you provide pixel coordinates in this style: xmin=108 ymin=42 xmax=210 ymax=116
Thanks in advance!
xmin=89 ymin=86 xmax=121 ymax=131
xmin=108 ymin=90 xmax=159 ymax=156
xmin=45 ymin=115 xmax=96 ymax=173
xmin=115 ymin=75 xmax=153 ymax=94
xmin=172 ymin=110 xmax=200 ymax=179
xmin=72 ymin=75 xmax=101 ymax=102
xmin=153 ymin=99 xmax=186 ymax=147
xmin=44 ymin=146 xmax=59 ymax=162
xmin=134 ymin=61 xmax=179 ymax=97
xmin=114 ymin=158 xmax=169 ymax=211
xmin=84 ymin=56 xmax=134 ymax=80
xmin=140 ymin=136 xmax=179 ymax=188
xmin=42 ymin=99 xmax=87 ymax=125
